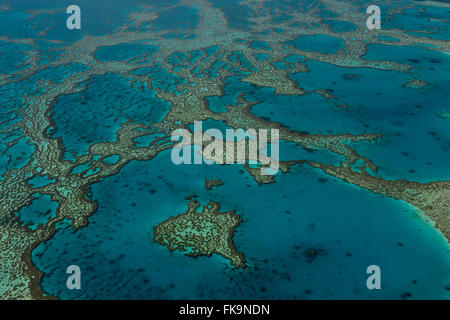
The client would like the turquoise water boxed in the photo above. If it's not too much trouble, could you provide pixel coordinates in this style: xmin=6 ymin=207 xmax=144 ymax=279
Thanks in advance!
xmin=1 ymin=0 xmax=449 ymax=300
xmin=323 ymin=20 xmax=358 ymax=33
xmin=50 ymin=73 xmax=170 ymax=160
xmin=250 ymin=56 xmax=450 ymax=182
xmin=28 ymin=175 xmax=55 ymax=188
xmin=95 ymin=43 xmax=159 ymax=62
xmin=14 ymin=194 xmax=58 ymax=231
xmin=32 ymin=149 xmax=450 ymax=299
xmin=287 ymin=34 xmax=345 ymax=55
xmin=0 ymin=136 xmax=34 ymax=171
xmin=384 ymin=5 xmax=450 ymax=40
